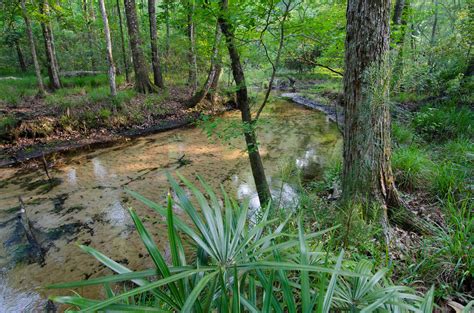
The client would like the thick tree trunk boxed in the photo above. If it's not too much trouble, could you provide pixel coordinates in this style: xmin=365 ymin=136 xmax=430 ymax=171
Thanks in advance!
xmin=343 ymin=0 xmax=431 ymax=235
xmin=186 ymin=23 xmax=221 ymax=108
xmin=39 ymin=0 xmax=61 ymax=90
xmin=15 ymin=41 xmax=27 ymax=72
xmin=116 ymin=0 xmax=130 ymax=83
xmin=187 ymin=0 xmax=198 ymax=93
xmin=218 ymin=0 xmax=272 ymax=208
xmin=21 ymin=0 xmax=45 ymax=95
xmin=148 ymin=0 xmax=165 ymax=88
xmin=124 ymin=0 xmax=157 ymax=93
xmin=99 ymin=0 xmax=117 ymax=96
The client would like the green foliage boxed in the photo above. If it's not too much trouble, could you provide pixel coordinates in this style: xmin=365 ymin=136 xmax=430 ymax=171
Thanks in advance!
xmin=48 ymin=174 xmax=433 ymax=312
xmin=413 ymin=105 xmax=474 ymax=141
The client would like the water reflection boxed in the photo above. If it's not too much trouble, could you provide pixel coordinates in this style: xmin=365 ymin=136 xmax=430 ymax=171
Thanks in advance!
xmin=0 ymin=272 xmax=44 ymax=312
xmin=92 ymin=157 xmax=108 ymax=181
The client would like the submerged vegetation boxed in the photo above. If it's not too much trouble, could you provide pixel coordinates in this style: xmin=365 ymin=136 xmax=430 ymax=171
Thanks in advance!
xmin=0 ymin=0 xmax=472 ymax=310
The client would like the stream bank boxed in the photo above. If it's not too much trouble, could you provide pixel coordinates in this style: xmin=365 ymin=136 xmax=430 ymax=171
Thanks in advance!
xmin=0 ymin=99 xmax=342 ymax=311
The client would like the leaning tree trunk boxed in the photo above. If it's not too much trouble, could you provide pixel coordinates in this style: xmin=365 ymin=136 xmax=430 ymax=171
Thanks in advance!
xmin=218 ymin=0 xmax=272 ymax=208
xmin=186 ymin=22 xmax=221 ymax=108
xmin=39 ymin=0 xmax=61 ymax=90
xmin=343 ymin=0 xmax=431 ymax=235
xmin=116 ymin=0 xmax=130 ymax=83
xmin=98 ymin=0 xmax=117 ymax=96
xmin=21 ymin=0 xmax=45 ymax=95
xmin=124 ymin=0 xmax=157 ymax=93
xmin=206 ymin=63 xmax=222 ymax=104
xmin=187 ymin=0 xmax=198 ymax=94
xmin=148 ymin=0 xmax=165 ymax=88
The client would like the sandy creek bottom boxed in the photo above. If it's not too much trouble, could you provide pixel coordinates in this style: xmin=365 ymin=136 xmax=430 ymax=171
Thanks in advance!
xmin=0 ymin=99 xmax=342 ymax=311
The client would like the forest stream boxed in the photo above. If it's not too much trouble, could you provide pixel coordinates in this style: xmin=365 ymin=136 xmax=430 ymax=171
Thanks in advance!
xmin=0 ymin=99 xmax=342 ymax=311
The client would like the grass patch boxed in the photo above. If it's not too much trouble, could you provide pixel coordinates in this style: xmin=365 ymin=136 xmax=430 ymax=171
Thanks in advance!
xmin=413 ymin=105 xmax=474 ymax=141
xmin=392 ymin=146 xmax=433 ymax=191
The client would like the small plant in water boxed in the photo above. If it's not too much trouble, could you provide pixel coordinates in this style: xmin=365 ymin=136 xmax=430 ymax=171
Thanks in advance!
xmin=48 ymin=173 xmax=436 ymax=312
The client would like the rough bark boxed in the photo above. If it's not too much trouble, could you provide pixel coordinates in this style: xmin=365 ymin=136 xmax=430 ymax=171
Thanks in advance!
xmin=186 ymin=23 xmax=221 ymax=108
xmin=98 ymin=0 xmax=117 ymax=97
xmin=116 ymin=0 xmax=130 ymax=83
xmin=393 ymin=0 xmax=405 ymax=25
xmin=21 ymin=0 xmax=46 ymax=95
xmin=39 ymin=0 xmax=61 ymax=90
xmin=187 ymin=0 xmax=198 ymax=93
xmin=343 ymin=0 xmax=431 ymax=235
xmin=124 ymin=0 xmax=157 ymax=93
xmin=218 ymin=0 xmax=272 ymax=208
xmin=148 ymin=0 xmax=165 ymax=88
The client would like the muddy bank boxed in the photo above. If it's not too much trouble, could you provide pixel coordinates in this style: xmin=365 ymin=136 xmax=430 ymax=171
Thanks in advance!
xmin=0 ymin=113 xmax=198 ymax=167
xmin=281 ymin=92 xmax=344 ymax=128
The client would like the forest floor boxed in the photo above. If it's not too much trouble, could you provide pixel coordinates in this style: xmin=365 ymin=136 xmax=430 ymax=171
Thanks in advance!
xmin=0 ymin=75 xmax=230 ymax=166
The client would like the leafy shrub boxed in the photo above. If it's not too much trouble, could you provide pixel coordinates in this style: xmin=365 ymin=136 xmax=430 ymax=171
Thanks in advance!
xmin=392 ymin=123 xmax=415 ymax=146
xmin=48 ymin=174 xmax=434 ymax=312
xmin=392 ymin=146 xmax=433 ymax=191
xmin=413 ymin=105 xmax=474 ymax=141
xmin=98 ymin=108 xmax=112 ymax=120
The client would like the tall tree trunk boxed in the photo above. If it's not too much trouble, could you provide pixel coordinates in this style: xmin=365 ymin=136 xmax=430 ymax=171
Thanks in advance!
xmin=428 ymin=0 xmax=438 ymax=72
xmin=39 ymin=0 xmax=61 ymax=90
xmin=187 ymin=0 xmax=198 ymax=93
xmin=392 ymin=0 xmax=405 ymax=25
xmin=15 ymin=41 xmax=27 ymax=72
xmin=21 ymin=0 xmax=45 ymax=95
xmin=343 ymin=0 xmax=431 ymax=235
xmin=218 ymin=0 xmax=272 ymax=208
xmin=392 ymin=0 xmax=410 ymax=90
xmin=82 ymin=0 xmax=96 ymax=71
xmin=124 ymin=0 xmax=157 ymax=93
xmin=164 ymin=0 xmax=171 ymax=55
xmin=186 ymin=22 xmax=221 ymax=108
xmin=99 ymin=0 xmax=117 ymax=96
xmin=148 ymin=0 xmax=165 ymax=88
xmin=206 ymin=63 xmax=222 ymax=104
xmin=116 ymin=0 xmax=130 ymax=83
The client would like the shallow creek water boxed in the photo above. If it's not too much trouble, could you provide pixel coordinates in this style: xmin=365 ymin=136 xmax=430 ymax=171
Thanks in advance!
xmin=0 ymin=99 xmax=341 ymax=311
